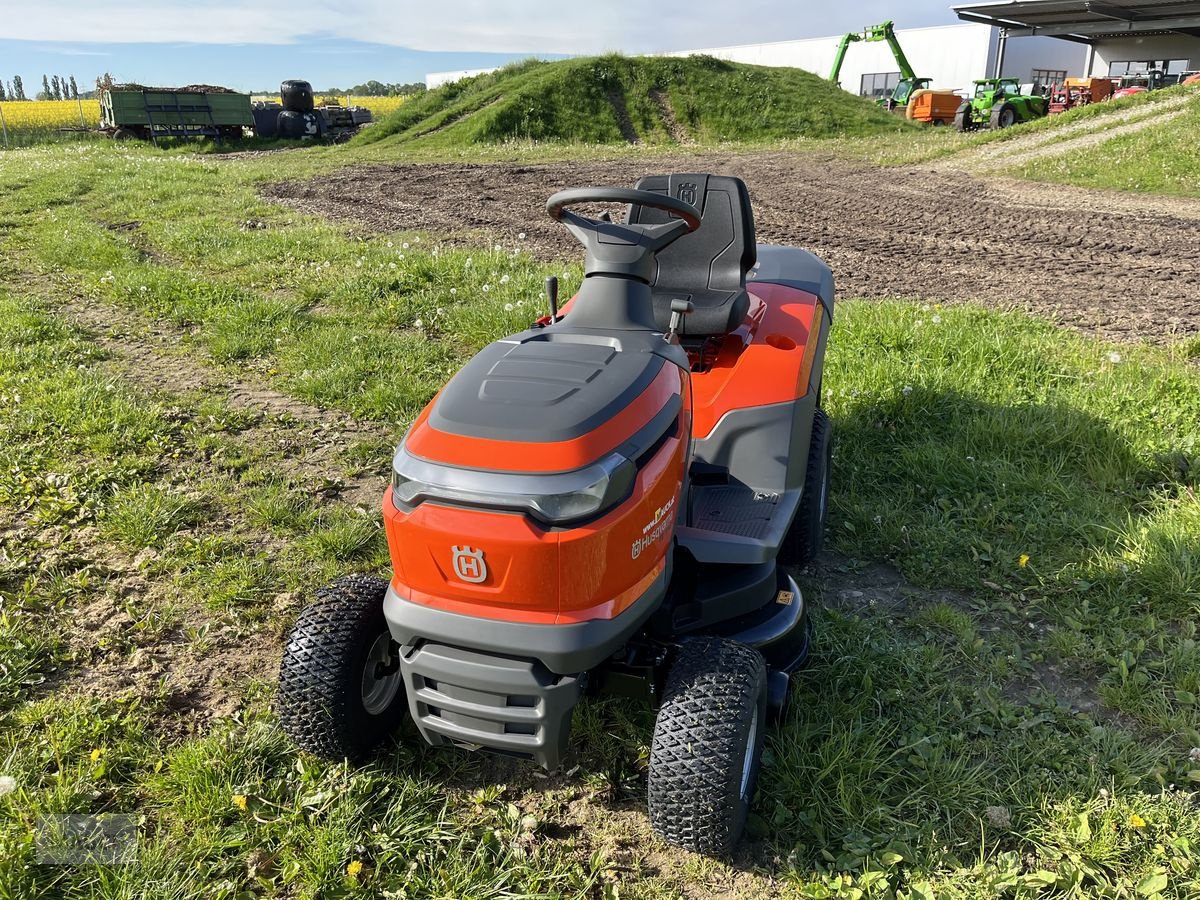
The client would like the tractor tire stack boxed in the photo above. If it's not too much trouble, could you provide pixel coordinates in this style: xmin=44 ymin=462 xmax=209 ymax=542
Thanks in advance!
xmin=277 ymin=80 xmax=324 ymax=140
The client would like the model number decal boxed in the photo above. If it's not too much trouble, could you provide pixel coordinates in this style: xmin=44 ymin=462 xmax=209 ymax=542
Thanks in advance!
xmin=631 ymin=497 xmax=675 ymax=560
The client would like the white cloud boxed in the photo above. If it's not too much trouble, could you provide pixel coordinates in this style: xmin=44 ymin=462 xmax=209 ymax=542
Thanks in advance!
xmin=8 ymin=1 xmax=954 ymax=53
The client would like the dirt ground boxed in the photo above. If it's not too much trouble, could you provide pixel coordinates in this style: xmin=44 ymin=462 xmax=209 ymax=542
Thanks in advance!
xmin=264 ymin=151 xmax=1200 ymax=344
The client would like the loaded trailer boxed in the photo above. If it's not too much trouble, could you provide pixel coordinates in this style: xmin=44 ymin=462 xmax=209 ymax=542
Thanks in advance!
xmin=100 ymin=80 xmax=373 ymax=143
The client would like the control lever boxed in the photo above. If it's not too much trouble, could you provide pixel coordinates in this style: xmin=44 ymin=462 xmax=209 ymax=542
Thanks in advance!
xmin=666 ymin=298 xmax=694 ymax=343
xmin=545 ymin=276 xmax=559 ymax=319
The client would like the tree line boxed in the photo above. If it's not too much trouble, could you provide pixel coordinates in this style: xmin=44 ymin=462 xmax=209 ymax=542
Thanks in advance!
xmin=0 ymin=74 xmax=80 ymax=101
xmin=319 ymin=80 xmax=426 ymax=96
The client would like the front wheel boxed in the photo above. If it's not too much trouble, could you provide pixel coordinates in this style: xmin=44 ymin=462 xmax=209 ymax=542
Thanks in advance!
xmin=648 ymin=638 xmax=768 ymax=856
xmin=954 ymin=101 xmax=973 ymax=132
xmin=991 ymin=103 xmax=1018 ymax=129
xmin=277 ymin=574 xmax=407 ymax=759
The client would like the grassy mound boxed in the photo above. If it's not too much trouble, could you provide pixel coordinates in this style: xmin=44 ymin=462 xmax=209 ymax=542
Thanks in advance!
xmin=357 ymin=55 xmax=911 ymax=148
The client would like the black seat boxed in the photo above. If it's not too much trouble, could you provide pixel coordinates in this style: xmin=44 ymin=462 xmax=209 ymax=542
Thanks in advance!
xmin=626 ymin=174 xmax=757 ymax=337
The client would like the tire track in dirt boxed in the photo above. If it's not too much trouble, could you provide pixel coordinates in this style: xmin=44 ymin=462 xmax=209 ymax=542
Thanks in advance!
xmin=264 ymin=152 xmax=1200 ymax=345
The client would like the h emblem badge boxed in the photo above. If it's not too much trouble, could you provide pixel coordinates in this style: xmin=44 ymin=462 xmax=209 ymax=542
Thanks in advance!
xmin=451 ymin=546 xmax=488 ymax=583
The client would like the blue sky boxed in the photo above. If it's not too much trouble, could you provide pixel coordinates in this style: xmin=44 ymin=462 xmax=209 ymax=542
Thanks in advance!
xmin=1 ymin=2 xmax=959 ymax=93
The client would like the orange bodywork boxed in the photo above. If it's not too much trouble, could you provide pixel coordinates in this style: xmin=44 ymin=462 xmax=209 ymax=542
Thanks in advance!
xmin=386 ymin=281 xmax=824 ymax=626
xmin=691 ymin=283 xmax=823 ymax=440
xmin=405 ymin=362 xmax=683 ymax=474
xmin=385 ymin=377 xmax=690 ymax=625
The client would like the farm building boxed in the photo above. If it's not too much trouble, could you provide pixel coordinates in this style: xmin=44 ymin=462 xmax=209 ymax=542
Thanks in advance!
xmin=953 ymin=0 xmax=1200 ymax=84
xmin=423 ymin=1 xmax=1200 ymax=96
xmin=662 ymin=22 xmax=1086 ymax=96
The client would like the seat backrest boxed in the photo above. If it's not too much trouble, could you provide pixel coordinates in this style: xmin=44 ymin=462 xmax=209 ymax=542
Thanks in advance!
xmin=626 ymin=174 xmax=756 ymax=336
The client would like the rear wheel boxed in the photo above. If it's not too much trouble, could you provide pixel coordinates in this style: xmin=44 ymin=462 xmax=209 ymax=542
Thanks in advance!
xmin=277 ymin=574 xmax=407 ymax=759
xmin=111 ymin=127 xmax=139 ymax=141
xmin=648 ymin=638 xmax=768 ymax=856
xmin=779 ymin=408 xmax=832 ymax=568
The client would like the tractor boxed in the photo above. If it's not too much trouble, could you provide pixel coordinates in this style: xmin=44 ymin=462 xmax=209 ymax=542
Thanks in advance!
xmin=829 ymin=21 xmax=932 ymax=113
xmin=954 ymin=78 xmax=1048 ymax=131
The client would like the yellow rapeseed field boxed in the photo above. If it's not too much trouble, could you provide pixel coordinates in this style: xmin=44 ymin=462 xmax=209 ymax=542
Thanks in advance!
xmin=0 ymin=99 xmax=101 ymax=132
xmin=252 ymin=95 xmax=411 ymax=116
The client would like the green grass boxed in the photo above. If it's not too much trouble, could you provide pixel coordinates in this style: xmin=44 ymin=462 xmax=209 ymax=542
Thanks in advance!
xmin=1009 ymin=95 xmax=1200 ymax=196
xmin=0 ymin=142 xmax=1198 ymax=898
xmin=358 ymin=54 xmax=913 ymax=149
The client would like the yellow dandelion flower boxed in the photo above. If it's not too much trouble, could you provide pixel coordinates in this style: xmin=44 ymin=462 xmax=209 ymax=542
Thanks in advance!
xmin=89 ymin=748 xmax=104 ymax=763
xmin=346 ymin=859 xmax=364 ymax=879
xmin=1129 ymin=813 xmax=1146 ymax=828
xmin=1018 ymin=554 xmax=1030 ymax=568
xmin=232 ymin=794 xmax=248 ymax=811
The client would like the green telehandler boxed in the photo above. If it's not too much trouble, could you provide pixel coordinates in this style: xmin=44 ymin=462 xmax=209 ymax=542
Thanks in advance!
xmin=954 ymin=78 xmax=1049 ymax=131
xmin=829 ymin=20 xmax=931 ymax=111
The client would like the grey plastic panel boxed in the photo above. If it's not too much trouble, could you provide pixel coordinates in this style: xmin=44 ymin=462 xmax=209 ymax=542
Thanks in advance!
xmin=401 ymin=641 xmax=581 ymax=770
xmin=692 ymin=395 xmax=817 ymax=494
xmin=691 ymin=484 xmax=780 ymax=539
xmin=383 ymin=564 xmax=668 ymax=675
xmin=429 ymin=336 xmax=665 ymax=443
xmin=680 ymin=392 xmax=817 ymax=565
xmin=750 ymin=244 xmax=836 ymax=317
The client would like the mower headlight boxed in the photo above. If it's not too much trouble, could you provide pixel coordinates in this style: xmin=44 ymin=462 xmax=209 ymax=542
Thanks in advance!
xmin=391 ymin=451 xmax=636 ymax=526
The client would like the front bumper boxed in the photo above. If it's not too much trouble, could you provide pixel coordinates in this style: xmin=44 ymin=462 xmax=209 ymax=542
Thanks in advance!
xmin=384 ymin=573 xmax=666 ymax=770
xmin=399 ymin=640 xmax=581 ymax=770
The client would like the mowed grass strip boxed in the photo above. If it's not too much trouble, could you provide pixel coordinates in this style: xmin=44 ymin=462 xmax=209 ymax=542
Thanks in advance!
xmin=0 ymin=143 xmax=1197 ymax=898
xmin=1009 ymin=94 xmax=1200 ymax=196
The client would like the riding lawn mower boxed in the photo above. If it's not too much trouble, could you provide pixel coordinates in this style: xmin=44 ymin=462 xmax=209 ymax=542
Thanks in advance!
xmin=277 ymin=174 xmax=835 ymax=856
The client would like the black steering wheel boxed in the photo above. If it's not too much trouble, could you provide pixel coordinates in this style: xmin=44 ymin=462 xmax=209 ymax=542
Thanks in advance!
xmin=544 ymin=187 xmax=702 ymax=283
xmin=546 ymin=187 xmax=702 ymax=231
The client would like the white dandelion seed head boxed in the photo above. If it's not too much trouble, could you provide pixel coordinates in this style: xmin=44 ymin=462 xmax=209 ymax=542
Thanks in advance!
xmin=504 ymin=303 xmax=514 ymax=311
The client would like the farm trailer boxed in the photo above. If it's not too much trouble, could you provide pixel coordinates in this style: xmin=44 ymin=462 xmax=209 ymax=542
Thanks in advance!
xmin=100 ymin=88 xmax=253 ymax=142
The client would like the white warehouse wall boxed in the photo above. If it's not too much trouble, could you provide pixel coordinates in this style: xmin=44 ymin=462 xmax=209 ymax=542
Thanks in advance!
xmin=425 ymin=68 xmax=499 ymax=89
xmin=1000 ymin=35 xmax=1088 ymax=82
xmin=665 ymin=23 xmax=1085 ymax=94
xmin=1089 ymin=35 xmax=1200 ymax=76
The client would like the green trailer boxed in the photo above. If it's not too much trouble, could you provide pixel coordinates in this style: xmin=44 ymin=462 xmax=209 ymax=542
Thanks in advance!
xmin=100 ymin=88 xmax=253 ymax=142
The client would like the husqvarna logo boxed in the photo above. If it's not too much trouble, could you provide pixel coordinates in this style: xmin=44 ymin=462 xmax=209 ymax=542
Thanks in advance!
xmin=678 ymin=183 xmax=698 ymax=206
xmin=451 ymin=546 xmax=488 ymax=583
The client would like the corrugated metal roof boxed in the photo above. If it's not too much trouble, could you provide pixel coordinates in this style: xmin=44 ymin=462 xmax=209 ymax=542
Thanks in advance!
xmin=953 ymin=0 xmax=1200 ymax=40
